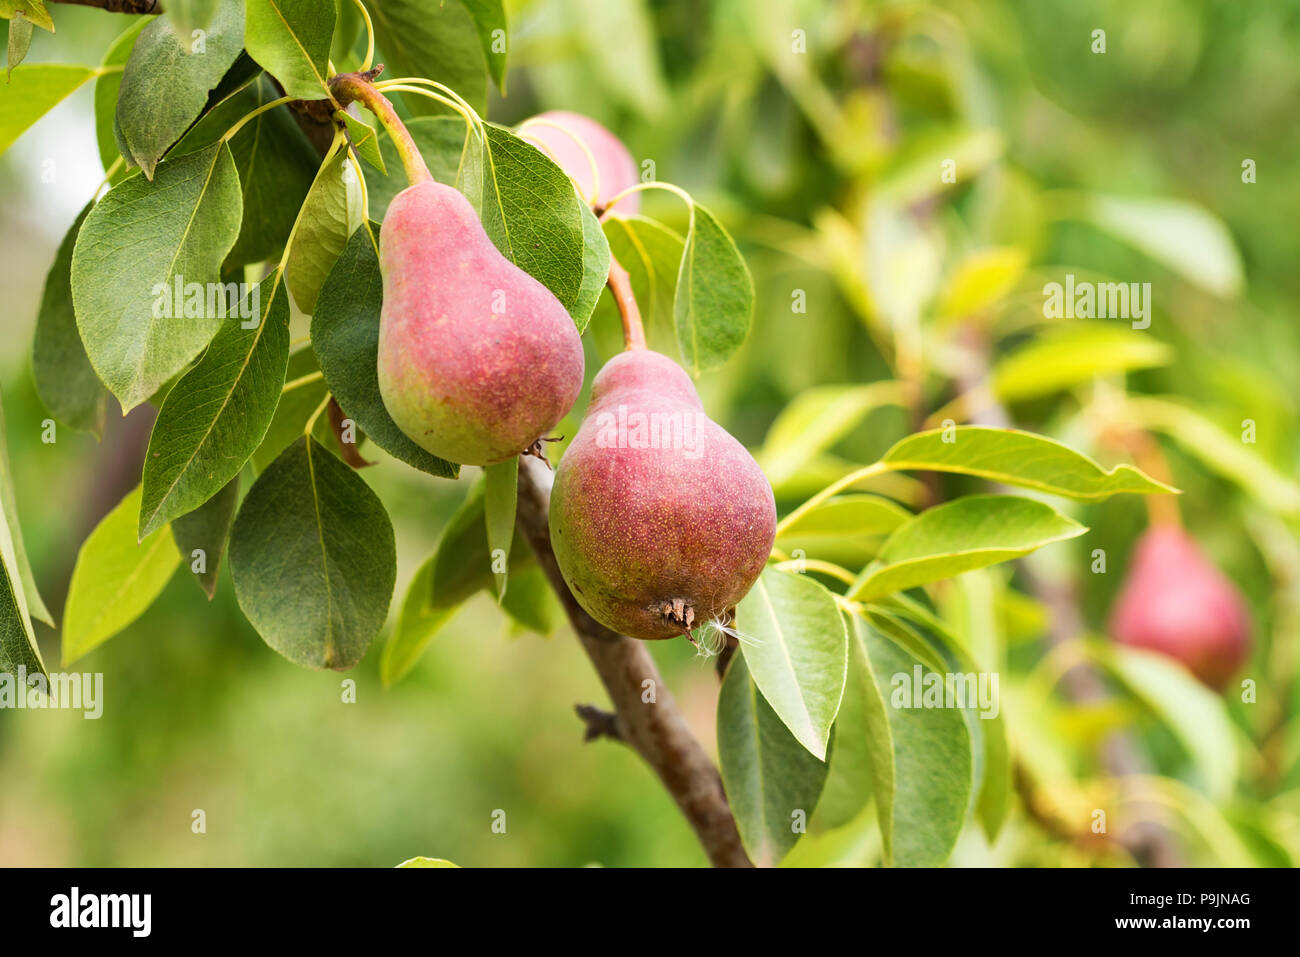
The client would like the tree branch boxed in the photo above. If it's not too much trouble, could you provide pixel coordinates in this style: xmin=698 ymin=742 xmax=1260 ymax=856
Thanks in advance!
xmin=574 ymin=704 xmax=622 ymax=742
xmin=516 ymin=455 xmax=753 ymax=867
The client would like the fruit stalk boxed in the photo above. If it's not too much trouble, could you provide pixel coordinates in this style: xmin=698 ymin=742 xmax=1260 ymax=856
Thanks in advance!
xmin=330 ymin=70 xmax=432 ymax=187
xmin=606 ymin=251 xmax=647 ymax=351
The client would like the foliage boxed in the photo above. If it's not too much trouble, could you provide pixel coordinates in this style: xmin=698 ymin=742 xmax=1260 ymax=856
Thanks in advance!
xmin=1 ymin=0 xmax=1296 ymax=869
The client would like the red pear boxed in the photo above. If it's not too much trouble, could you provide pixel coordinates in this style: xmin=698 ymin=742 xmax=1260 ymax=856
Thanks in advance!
xmin=521 ymin=111 xmax=641 ymax=214
xmin=549 ymin=349 xmax=776 ymax=639
xmin=1108 ymin=525 xmax=1251 ymax=689
xmin=377 ymin=181 xmax=584 ymax=466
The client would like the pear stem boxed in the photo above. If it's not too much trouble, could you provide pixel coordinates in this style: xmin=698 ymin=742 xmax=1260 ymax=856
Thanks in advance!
xmin=606 ymin=250 xmax=647 ymax=351
xmin=330 ymin=70 xmax=433 ymax=187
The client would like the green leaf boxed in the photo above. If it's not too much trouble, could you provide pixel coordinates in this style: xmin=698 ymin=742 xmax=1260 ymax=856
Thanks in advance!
xmin=776 ymin=493 xmax=911 ymax=570
xmin=566 ymin=0 xmax=667 ymax=117
xmin=717 ymin=652 xmax=829 ymax=866
xmin=759 ymin=382 xmax=904 ymax=487
xmin=460 ymin=123 xmax=589 ymax=317
xmin=379 ymin=553 xmax=455 ymax=687
xmin=139 ymin=276 xmax=291 ymax=539
xmin=736 ymin=568 xmax=847 ymax=761
xmin=94 ymin=17 xmax=150 ymax=182
xmin=675 ymin=203 xmax=753 ymax=376
xmin=426 ymin=479 xmax=533 ymax=613
xmin=71 ymin=142 xmax=243 ymax=412
xmin=0 ymin=545 xmax=43 ymax=680
xmin=991 ymin=323 xmax=1172 ymax=403
xmin=253 ymin=348 xmax=327 ymax=472
xmin=806 ymin=630 xmax=883 ymax=831
xmin=0 ymin=63 xmax=94 ymax=154
xmin=483 ymin=458 xmax=517 ymax=601
xmin=0 ymin=393 xmax=47 ymax=676
xmin=1095 ymin=643 xmax=1238 ymax=800
xmin=1078 ymin=193 xmax=1244 ymax=297
xmin=33 ymin=204 xmax=110 ymax=437
xmin=330 ymin=0 xmax=362 ymax=66
xmin=499 ymin=565 xmax=562 ymax=637
xmin=244 ymin=0 xmax=335 ymax=100
xmin=1125 ymin=396 xmax=1300 ymax=516
xmin=113 ymin=2 xmax=245 ymax=179
xmin=381 ymin=479 xmax=540 ymax=686
xmin=871 ymin=594 xmax=1011 ymax=842
xmin=367 ymin=116 xmax=466 ymax=220
xmin=602 ymin=214 xmax=683 ymax=337
xmin=850 ymin=495 xmax=1087 ymax=602
xmin=178 ymin=72 xmax=321 ymax=268
xmin=876 ymin=127 xmax=1003 ymax=206
xmin=167 ymin=0 xmax=221 ymax=34
xmin=0 ymin=390 xmax=51 ymax=627
xmin=459 ymin=0 xmax=507 ymax=91
xmin=229 ymin=436 xmax=397 ymax=670
xmin=848 ymin=615 xmax=973 ymax=866
xmin=5 ymin=10 xmax=32 ymax=78
xmin=368 ymin=0 xmax=488 ymax=115
xmin=311 ymin=224 xmax=457 ymax=477
xmin=776 ymin=494 xmax=910 ymax=543
xmin=285 ymin=143 xmax=363 ymax=313
xmin=936 ymin=246 xmax=1028 ymax=323
xmin=880 ymin=426 xmax=1177 ymax=500
xmin=171 ymin=474 xmax=240 ymax=599
xmin=570 ymin=200 xmax=609 ymax=334
xmin=341 ymin=111 xmax=386 ymax=174
xmin=62 ymin=486 xmax=182 ymax=665
xmin=1 ymin=2 xmax=52 ymax=33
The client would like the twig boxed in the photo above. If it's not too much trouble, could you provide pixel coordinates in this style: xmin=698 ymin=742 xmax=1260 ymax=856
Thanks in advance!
xmin=574 ymin=704 xmax=622 ymax=742
xmin=516 ymin=456 xmax=753 ymax=867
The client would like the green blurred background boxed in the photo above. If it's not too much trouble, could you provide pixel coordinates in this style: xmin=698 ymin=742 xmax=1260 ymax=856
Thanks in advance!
xmin=2 ymin=0 xmax=1298 ymax=866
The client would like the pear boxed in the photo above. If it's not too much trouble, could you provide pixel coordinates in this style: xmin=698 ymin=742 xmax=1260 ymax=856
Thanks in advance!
xmin=1108 ymin=525 xmax=1251 ymax=689
xmin=522 ymin=111 xmax=641 ymax=214
xmin=377 ymin=181 xmax=584 ymax=466
xmin=549 ymin=349 xmax=776 ymax=639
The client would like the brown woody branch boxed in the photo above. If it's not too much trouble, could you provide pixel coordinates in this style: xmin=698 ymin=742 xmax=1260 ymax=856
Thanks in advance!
xmin=574 ymin=704 xmax=622 ymax=742
xmin=516 ymin=456 xmax=753 ymax=867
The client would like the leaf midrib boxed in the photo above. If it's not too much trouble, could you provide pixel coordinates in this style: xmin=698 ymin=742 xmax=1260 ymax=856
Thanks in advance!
xmin=754 ymin=577 xmax=819 ymax=751
xmin=303 ymin=439 xmax=337 ymax=667
xmin=142 ymin=274 xmax=282 ymax=536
